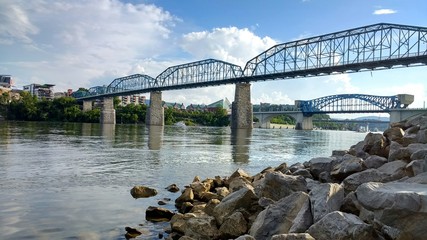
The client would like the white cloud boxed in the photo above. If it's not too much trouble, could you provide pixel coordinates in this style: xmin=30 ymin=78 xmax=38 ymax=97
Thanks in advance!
xmin=0 ymin=0 xmax=178 ymax=90
xmin=180 ymin=27 xmax=277 ymax=67
xmin=252 ymin=91 xmax=293 ymax=104
xmin=373 ymin=9 xmax=397 ymax=15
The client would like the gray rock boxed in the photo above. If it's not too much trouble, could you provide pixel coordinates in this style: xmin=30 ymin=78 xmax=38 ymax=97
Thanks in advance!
xmin=166 ymin=184 xmax=180 ymax=192
xmin=218 ymin=211 xmax=248 ymax=238
xmin=411 ymin=149 xmax=427 ymax=161
xmin=289 ymin=162 xmax=305 ymax=173
xmin=403 ymin=172 xmax=427 ymax=184
xmin=309 ymin=183 xmax=344 ymax=223
xmin=130 ymin=185 xmax=158 ymax=198
xmin=307 ymin=211 xmax=376 ymax=240
xmin=254 ymin=172 xmax=307 ymax=201
xmin=170 ymin=213 xmax=196 ymax=234
xmin=417 ymin=129 xmax=427 ymax=143
xmin=212 ymin=188 xmax=258 ymax=225
xmin=342 ymin=168 xmax=388 ymax=192
xmin=356 ymin=182 xmax=427 ymax=240
xmin=388 ymin=141 xmax=411 ymax=162
xmin=308 ymin=157 xmax=334 ymax=179
xmin=330 ymin=156 xmax=364 ymax=181
xmin=364 ymin=155 xmax=388 ymax=169
xmin=249 ymin=192 xmax=312 ymax=239
xmin=349 ymin=140 xmax=370 ymax=159
xmin=228 ymin=176 xmax=254 ymax=192
xmin=271 ymin=233 xmax=315 ymax=240
xmin=292 ymin=169 xmax=313 ymax=179
xmin=332 ymin=150 xmax=348 ymax=157
xmin=406 ymin=160 xmax=426 ymax=176
xmin=203 ymin=199 xmax=220 ymax=216
xmin=377 ymin=160 xmax=408 ymax=181
xmin=362 ymin=132 xmax=387 ymax=157
xmin=184 ymin=213 xmax=220 ymax=240
xmin=340 ymin=191 xmax=360 ymax=215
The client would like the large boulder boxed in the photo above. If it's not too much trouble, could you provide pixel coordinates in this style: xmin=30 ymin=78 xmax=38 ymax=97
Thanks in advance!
xmin=383 ymin=127 xmax=404 ymax=142
xmin=363 ymin=155 xmax=388 ymax=169
xmin=212 ymin=188 xmax=258 ymax=225
xmin=377 ymin=160 xmax=408 ymax=181
xmin=184 ymin=213 xmax=220 ymax=240
xmin=145 ymin=206 xmax=175 ymax=222
xmin=254 ymin=172 xmax=307 ymax=201
xmin=228 ymin=176 xmax=254 ymax=192
xmin=218 ymin=211 xmax=248 ymax=238
xmin=308 ymin=157 xmax=335 ymax=179
xmin=403 ymin=172 xmax=427 ymax=184
xmin=249 ymin=192 xmax=312 ymax=239
xmin=175 ymin=187 xmax=194 ymax=208
xmin=309 ymin=183 xmax=344 ymax=223
xmin=330 ymin=155 xmax=364 ymax=181
xmin=130 ymin=185 xmax=158 ymax=199
xmin=306 ymin=211 xmax=376 ymax=240
xmin=356 ymin=182 xmax=427 ymax=240
xmin=406 ymin=160 xmax=426 ymax=176
xmin=362 ymin=132 xmax=387 ymax=157
xmin=342 ymin=168 xmax=388 ymax=192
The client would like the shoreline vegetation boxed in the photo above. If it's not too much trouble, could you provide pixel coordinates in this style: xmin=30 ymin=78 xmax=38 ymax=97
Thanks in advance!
xmin=127 ymin=113 xmax=427 ymax=240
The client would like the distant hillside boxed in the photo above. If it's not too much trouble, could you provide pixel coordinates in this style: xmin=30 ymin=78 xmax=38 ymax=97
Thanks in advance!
xmin=354 ymin=116 xmax=389 ymax=121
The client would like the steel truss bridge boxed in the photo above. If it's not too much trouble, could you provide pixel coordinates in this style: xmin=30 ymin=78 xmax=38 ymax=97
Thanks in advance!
xmin=74 ymin=23 xmax=427 ymax=100
xmin=253 ymin=94 xmax=407 ymax=116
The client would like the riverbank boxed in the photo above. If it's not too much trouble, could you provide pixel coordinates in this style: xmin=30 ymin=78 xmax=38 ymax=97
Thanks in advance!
xmin=129 ymin=113 xmax=427 ymax=239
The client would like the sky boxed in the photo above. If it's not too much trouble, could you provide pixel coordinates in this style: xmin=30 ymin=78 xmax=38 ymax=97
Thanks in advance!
xmin=1 ymin=0 xmax=427 ymax=117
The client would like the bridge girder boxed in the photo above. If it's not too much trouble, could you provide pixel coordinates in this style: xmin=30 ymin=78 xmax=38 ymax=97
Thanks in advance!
xmin=155 ymin=58 xmax=244 ymax=88
xmin=106 ymin=74 xmax=156 ymax=94
xmin=244 ymin=23 xmax=427 ymax=78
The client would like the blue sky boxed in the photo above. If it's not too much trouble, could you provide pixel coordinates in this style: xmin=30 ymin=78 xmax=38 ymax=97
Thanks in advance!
xmin=1 ymin=0 xmax=427 ymax=114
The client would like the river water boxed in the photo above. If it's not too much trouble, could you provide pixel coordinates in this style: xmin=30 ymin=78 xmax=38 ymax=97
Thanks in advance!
xmin=0 ymin=121 xmax=366 ymax=239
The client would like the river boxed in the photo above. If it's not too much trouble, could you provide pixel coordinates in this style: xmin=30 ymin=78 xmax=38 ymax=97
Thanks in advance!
xmin=0 ymin=121 xmax=366 ymax=239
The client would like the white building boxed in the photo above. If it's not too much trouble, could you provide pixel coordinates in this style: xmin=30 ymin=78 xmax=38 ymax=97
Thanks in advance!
xmin=23 ymin=84 xmax=55 ymax=100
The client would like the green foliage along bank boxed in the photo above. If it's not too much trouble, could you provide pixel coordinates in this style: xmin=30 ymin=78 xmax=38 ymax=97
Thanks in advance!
xmin=1 ymin=93 xmax=229 ymax=127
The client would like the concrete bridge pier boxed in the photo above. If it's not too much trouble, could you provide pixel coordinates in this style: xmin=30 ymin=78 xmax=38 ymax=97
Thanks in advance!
xmin=146 ymin=91 xmax=164 ymax=126
xmin=100 ymin=97 xmax=116 ymax=124
xmin=83 ymin=100 xmax=93 ymax=112
xmin=231 ymin=83 xmax=253 ymax=129
xmin=295 ymin=112 xmax=313 ymax=130
xmin=390 ymin=109 xmax=427 ymax=124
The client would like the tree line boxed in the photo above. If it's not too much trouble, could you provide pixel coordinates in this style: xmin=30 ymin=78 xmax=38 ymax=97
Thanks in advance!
xmin=0 ymin=92 xmax=230 ymax=127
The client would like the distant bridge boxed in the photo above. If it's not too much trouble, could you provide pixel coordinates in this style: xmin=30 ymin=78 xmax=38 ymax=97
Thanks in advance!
xmin=74 ymin=23 xmax=427 ymax=128
xmin=253 ymin=93 xmax=416 ymax=129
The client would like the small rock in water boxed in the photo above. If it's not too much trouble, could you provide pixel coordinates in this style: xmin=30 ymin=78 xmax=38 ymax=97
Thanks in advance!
xmin=130 ymin=185 xmax=158 ymax=199
xmin=145 ymin=206 xmax=175 ymax=222
xmin=125 ymin=226 xmax=142 ymax=239
xmin=165 ymin=184 xmax=180 ymax=192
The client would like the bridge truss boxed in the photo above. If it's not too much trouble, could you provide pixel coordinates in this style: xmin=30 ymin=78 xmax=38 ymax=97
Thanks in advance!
xmin=74 ymin=23 xmax=427 ymax=100
xmin=297 ymin=94 xmax=403 ymax=115
xmin=244 ymin=23 xmax=427 ymax=79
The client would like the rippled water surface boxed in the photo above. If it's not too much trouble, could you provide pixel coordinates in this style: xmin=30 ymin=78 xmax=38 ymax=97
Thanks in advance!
xmin=0 ymin=121 xmax=366 ymax=239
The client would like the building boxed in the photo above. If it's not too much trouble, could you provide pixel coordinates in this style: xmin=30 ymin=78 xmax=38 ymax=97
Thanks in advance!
xmin=23 ymin=84 xmax=55 ymax=100
xmin=163 ymin=102 xmax=186 ymax=110
xmin=0 ymin=75 xmax=13 ymax=89
xmin=120 ymin=95 xmax=147 ymax=106
xmin=206 ymin=98 xmax=231 ymax=114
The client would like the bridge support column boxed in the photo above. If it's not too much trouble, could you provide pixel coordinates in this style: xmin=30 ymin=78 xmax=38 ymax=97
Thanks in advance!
xmin=295 ymin=112 xmax=313 ymax=130
xmin=231 ymin=83 xmax=253 ymax=129
xmin=100 ymin=97 xmax=116 ymax=124
xmin=146 ymin=91 xmax=164 ymax=126
xmin=83 ymin=100 xmax=92 ymax=112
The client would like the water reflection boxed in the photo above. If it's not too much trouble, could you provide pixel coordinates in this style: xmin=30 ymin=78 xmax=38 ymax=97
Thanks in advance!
xmin=101 ymin=124 xmax=115 ymax=141
xmin=148 ymin=125 xmax=163 ymax=150
xmin=231 ymin=128 xmax=252 ymax=163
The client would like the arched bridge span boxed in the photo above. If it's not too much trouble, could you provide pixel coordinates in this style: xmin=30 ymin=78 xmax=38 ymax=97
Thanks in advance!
xmin=74 ymin=23 xmax=427 ymax=100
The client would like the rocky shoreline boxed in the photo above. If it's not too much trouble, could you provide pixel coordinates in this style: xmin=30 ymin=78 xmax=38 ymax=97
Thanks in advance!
xmin=128 ymin=113 xmax=427 ymax=240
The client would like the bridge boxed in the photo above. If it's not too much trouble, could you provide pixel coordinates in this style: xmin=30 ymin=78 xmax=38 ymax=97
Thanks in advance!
xmin=253 ymin=93 xmax=417 ymax=129
xmin=75 ymin=23 xmax=427 ymax=128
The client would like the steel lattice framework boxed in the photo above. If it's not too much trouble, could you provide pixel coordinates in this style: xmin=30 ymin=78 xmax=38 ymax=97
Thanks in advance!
xmin=244 ymin=23 xmax=427 ymax=79
xmin=297 ymin=94 xmax=402 ymax=116
xmin=74 ymin=23 xmax=427 ymax=100
xmin=155 ymin=59 xmax=243 ymax=89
